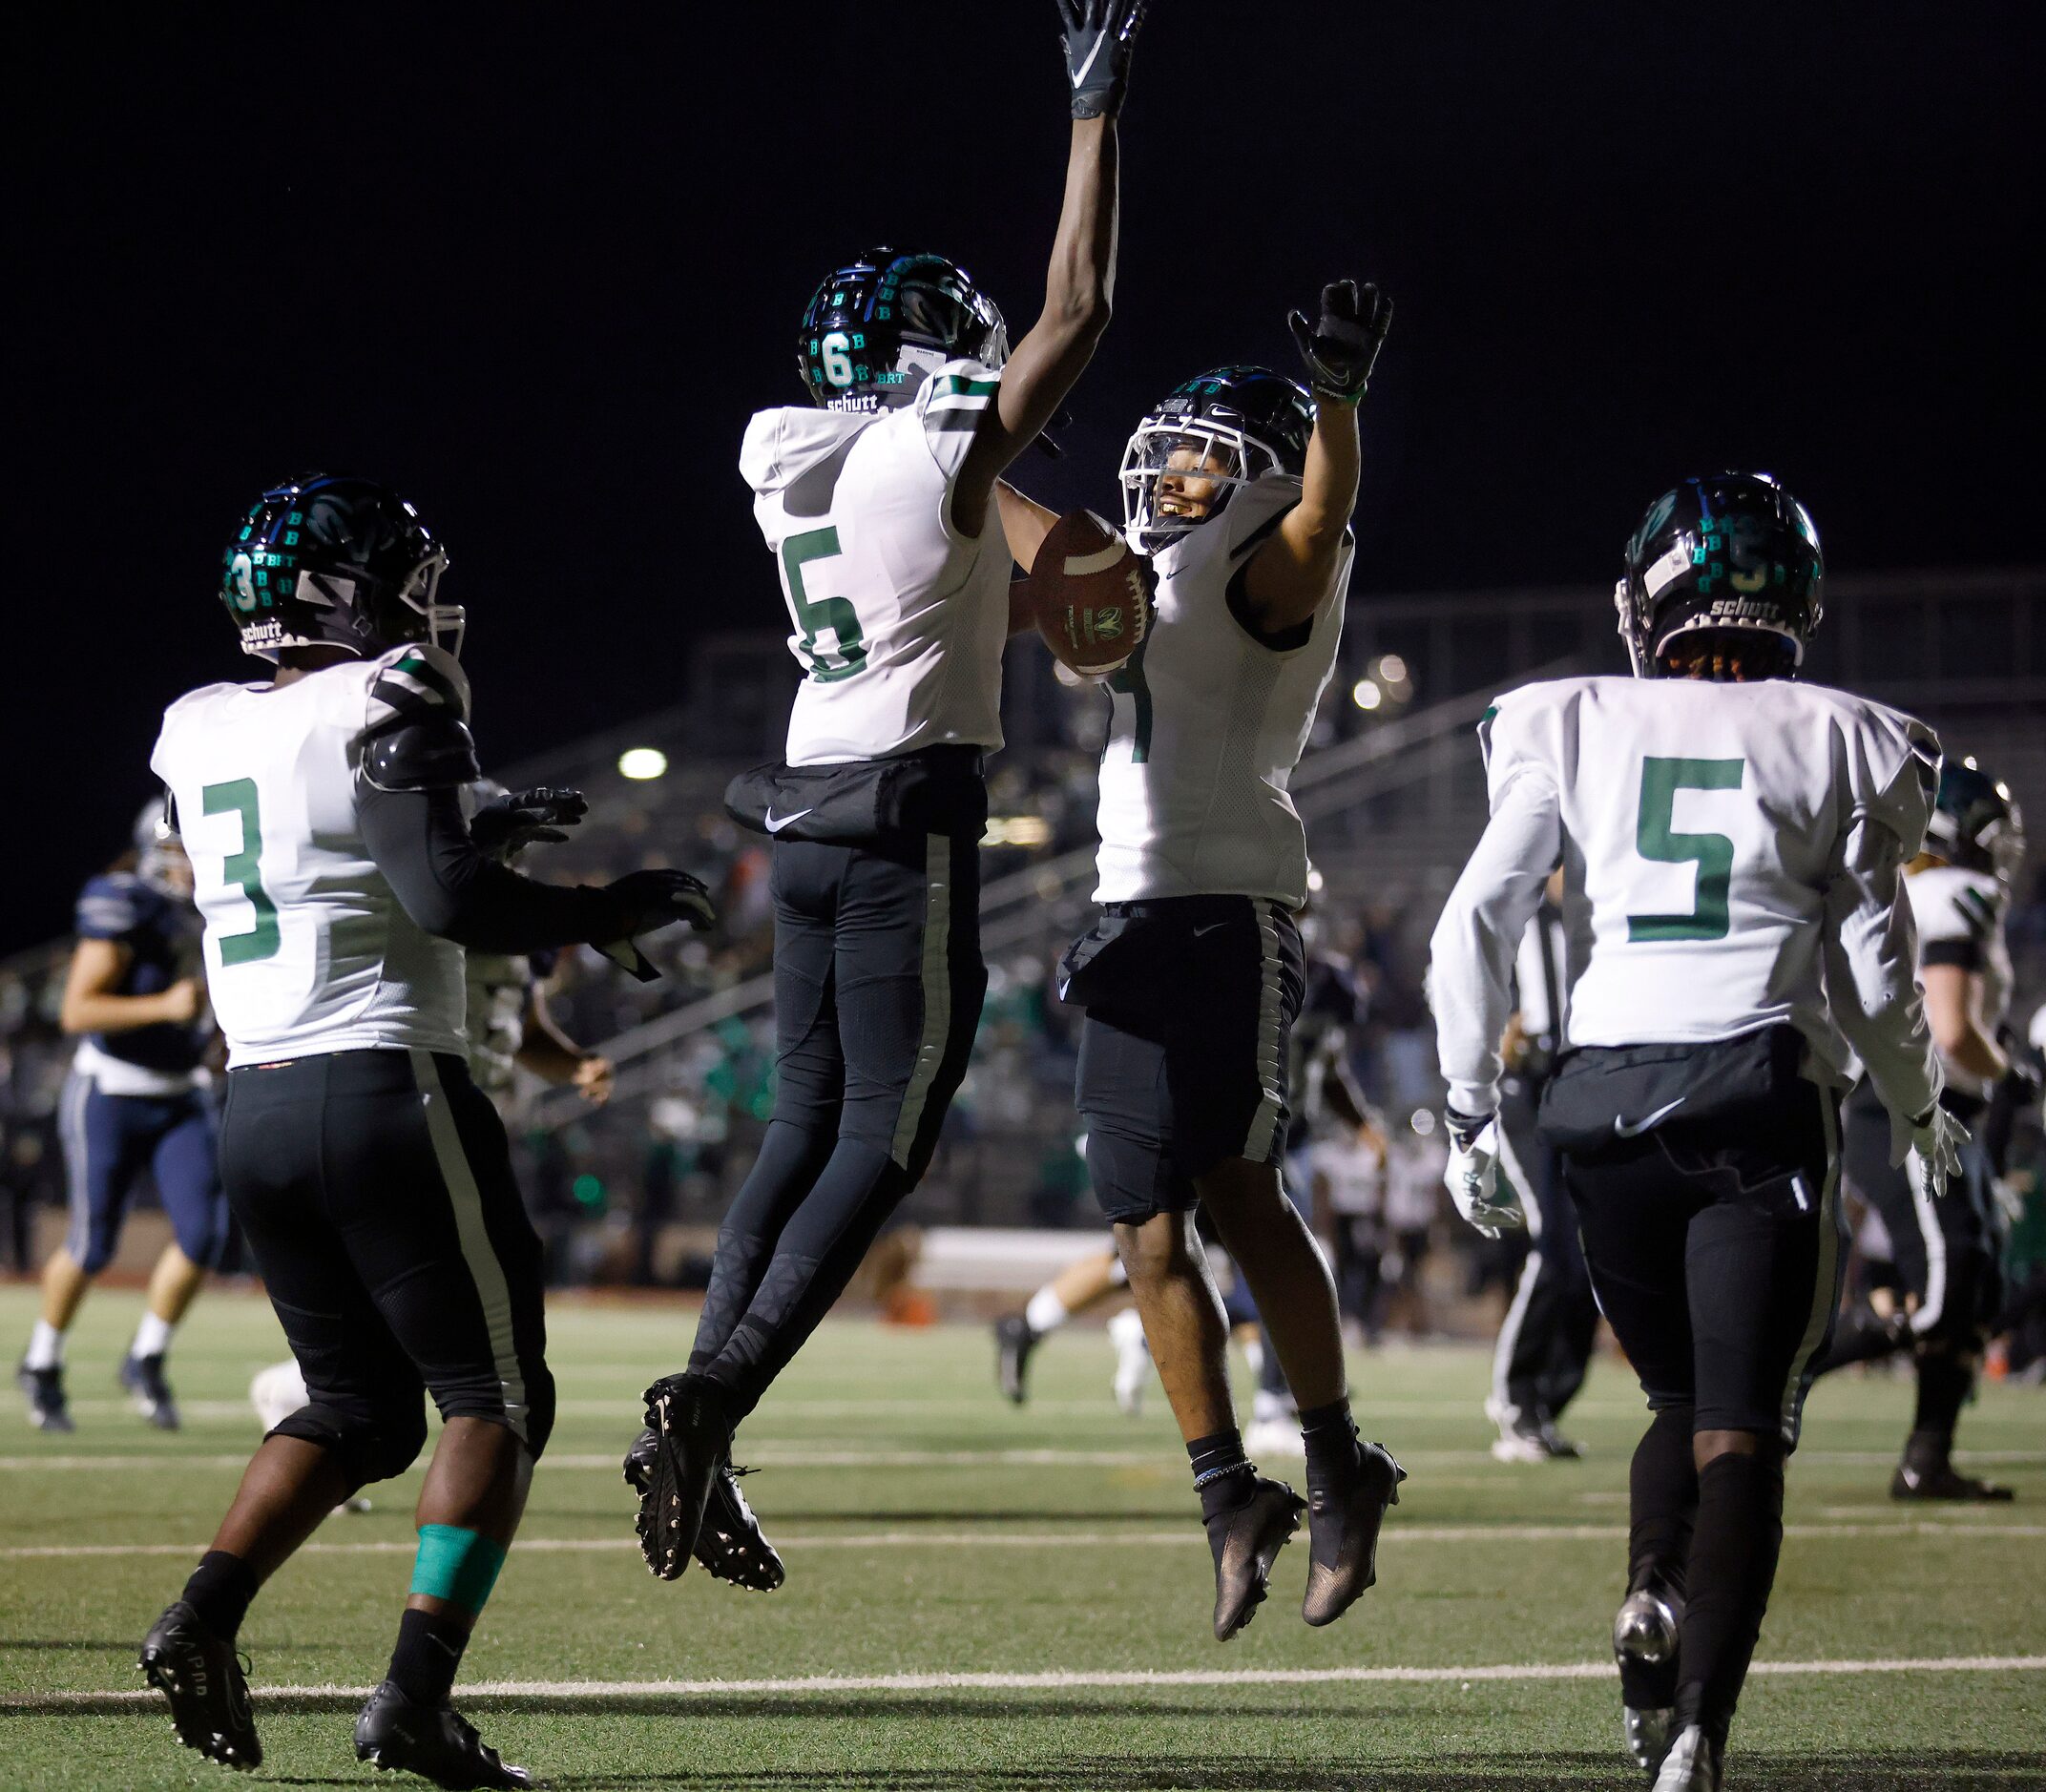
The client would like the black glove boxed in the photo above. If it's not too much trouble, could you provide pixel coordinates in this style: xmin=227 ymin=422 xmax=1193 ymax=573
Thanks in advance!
xmin=1058 ymin=0 xmax=1147 ymax=120
xmin=598 ymin=868 xmax=718 ymax=942
xmin=1999 ymin=1054 xmax=2044 ymax=1112
xmin=470 ymin=786 xmax=588 ymax=858
xmin=1287 ymin=280 xmax=1392 ymax=404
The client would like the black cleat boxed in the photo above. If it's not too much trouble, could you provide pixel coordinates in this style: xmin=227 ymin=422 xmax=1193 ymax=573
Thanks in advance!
xmin=1301 ymin=1440 xmax=1406 ymax=1627
xmin=1613 ymin=1585 xmax=1683 ymax=1774
xmin=624 ymin=1427 xmax=783 ymax=1591
xmin=634 ymin=1372 xmax=732 ymax=1582
xmin=17 ymin=1360 xmax=73 ymax=1432
xmin=994 ymin=1315 xmax=1039 ymax=1405
xmin=120 ymin=1352 xmax=181 ymax=1429
xmin=1205 ymin=1474 xmax=1305 ymax=1642
xmin=354 ymin=1680 xmax=537 ymax=1789
xmin=1890 ymin=1459 xmax=2015 ymax=1502
xmin=139 ymin=1601 xmax=261 ymax=1772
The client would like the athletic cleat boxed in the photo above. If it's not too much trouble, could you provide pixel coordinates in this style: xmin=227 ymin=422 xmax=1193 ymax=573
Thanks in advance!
xmin=1205 ymin=1474 xmax=1305 ymax=1642
xmin=1890 ymin=1459 xmax=2015 ymax=1502
xmin=1487 ymin=1395 xmax=1583 ymax=1462
xmin=1301 ymin=1440 xmax=1406 ymax=1627
xmin=1613 ymin=1586 xmax=1682 ymax=1774
xmin=994 ymin=1315 xmax=1039 ymax=1405
xmin=120 ymin=1352 xmax=180 ymax=1429
xmin=1108 ymin=1307 xmax=1150 ymax=1416
xmin=354 ymin=1680 xmax=536 ymax=1789
xmin=624 ymin=1430 xmax=783 ymax=1591
xmin=16 ymin=1360 xmax=73 ymax=1432
xmin=139 ymin=1601 xmax=261 ymax=1772
xmin=633 ymin=1372 xmax=732 ymax=1582
xmin=1650 ymin=1722 xmax=1722 ymax=1792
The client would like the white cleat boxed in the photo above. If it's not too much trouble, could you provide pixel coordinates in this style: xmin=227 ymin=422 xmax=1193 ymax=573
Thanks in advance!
xmin=249 ymin=1361 xmax=308 ymax=1433
xmin=1651 ymin=1723 xmax=1721 ymax=1791
xmin=1108 ymin=1309 xmax=1151 ymax=1417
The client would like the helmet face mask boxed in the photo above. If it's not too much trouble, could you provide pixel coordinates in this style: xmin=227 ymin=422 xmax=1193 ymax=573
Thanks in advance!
xmin=133 ymin=797 xmax=192 ymax=896
xmin=1120 ymin=366 xmax=1315 ymax=554
xmin=221 ymin=474 xmax=459 ymax=664
xmin=1616 ymin=472 xmax=1823 ymax=679
xmin=798 ymin=248 xmax=1009 ymax=413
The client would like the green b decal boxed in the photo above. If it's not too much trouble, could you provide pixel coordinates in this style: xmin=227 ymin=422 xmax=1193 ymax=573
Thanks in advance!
xmin=202 ymin=779 xmax=280 ymax=966
xmin=782 ymin=527 xmax=866 ymax=682
xmin=1629 ymin=756 xmax=1744 ymax=942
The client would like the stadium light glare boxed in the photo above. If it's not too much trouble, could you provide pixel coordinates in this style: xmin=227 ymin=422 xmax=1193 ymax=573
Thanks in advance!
xmin=1351 ymin=678 xmax=1384 ymax=712
xmin=617 ymin=747 xmax=668 ymax=781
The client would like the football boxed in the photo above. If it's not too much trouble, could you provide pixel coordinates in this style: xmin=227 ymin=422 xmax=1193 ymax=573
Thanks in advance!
xmin=1028 ymin=509 xmax=1150 ymax=676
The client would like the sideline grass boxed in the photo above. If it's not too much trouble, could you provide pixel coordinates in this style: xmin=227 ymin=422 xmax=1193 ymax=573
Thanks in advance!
xmin=1 ymin=1286 xmax=2040 ymax=1788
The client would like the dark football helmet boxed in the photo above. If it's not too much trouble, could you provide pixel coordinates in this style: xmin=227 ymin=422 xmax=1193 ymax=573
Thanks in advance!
xmin=797 ymin=248 xmax=1010 ymax=412
xmin=220 ymin=473 xmax=457 ymax=662
xmin=1119 ymin=365 xmax=1317 ymax=553
xmin=1616 ymin=472 xmax=1823 ymax=678
xmin=1926 ymin=757 xmax=2026 ymax=886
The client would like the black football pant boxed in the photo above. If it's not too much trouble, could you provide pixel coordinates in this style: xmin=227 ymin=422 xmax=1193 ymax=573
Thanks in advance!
xmin=220 ymin=1050 xmax=554 ymax=1486
xmin=1564 ymin=1078 xmax=1842 ymax=1748
xmin=1490 ymin=1076 xmax=1598 ymax=1429
xmin=689 ymin=832 xmax=984 ymax=1420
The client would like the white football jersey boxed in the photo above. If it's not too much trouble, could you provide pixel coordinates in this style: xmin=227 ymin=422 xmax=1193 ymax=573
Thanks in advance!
xmin=1095 ymin=475 xmax=1351 ymax=905
xmin=1430 ymin=676 xmax=1942 ymax=1118
xmin=150 ymin=643 xmax=470 ymax=1067
xmin=741 ymin=361 xmax=1011 ymax=767
xmin=464 ymin=950 xmax=532 ymax=1096
xmin=1908 ymin=863 xmax=2013 ymax=1098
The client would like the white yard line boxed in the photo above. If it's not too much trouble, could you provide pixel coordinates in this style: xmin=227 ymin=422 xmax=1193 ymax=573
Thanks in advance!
xmin=6 ymin=1520 xmax=2039 ymax=1561
xmin=8 ymin=1655 xmax=2040 ymax=1709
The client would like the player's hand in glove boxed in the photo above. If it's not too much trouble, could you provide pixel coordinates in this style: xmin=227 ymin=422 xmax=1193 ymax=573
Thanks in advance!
xmin=1287 ymin=280 xmax=1392 ymax=405
xmin=600 ymin=869 xmax=718 ymax=938
xmin=1907 ymin=1105 xmax=1969 ymax=1201
xmin=1058 ymin=0 xmax=1147 ymax=120
xmin=471 ymin=786 xmax=588 ymax=858
xmin=1442 ymin=1109 xmax=1523 ymax=1239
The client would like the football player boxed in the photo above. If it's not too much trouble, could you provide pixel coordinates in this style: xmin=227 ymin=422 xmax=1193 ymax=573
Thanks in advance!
xmin=628 ymin=0 xmax=1149 ymax=1586
xmin=994 ymin=1244 xmax=1133 ymax=1404
xmin=1058 ymin=280 xmax=1402 ymax=1642
xmin=15 ymin=802 xmax=227 ymax=1433
xmin=1428 ymin=473 xmax=1961 ymax=1791
xmin=1813 ymin=758 xmax=2032 ymax=1499
xmin=1485 ymin=872 xmax=1601 ymax=1463
xmin=138 ymin=473 xmax=713 ymax=1786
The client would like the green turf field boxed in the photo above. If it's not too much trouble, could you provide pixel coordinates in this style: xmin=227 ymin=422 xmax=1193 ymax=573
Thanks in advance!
xmin=0 ymin=1285 xmax=2039 ymax=1789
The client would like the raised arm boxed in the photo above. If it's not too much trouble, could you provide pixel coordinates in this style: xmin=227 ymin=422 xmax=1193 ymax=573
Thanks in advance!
xmin=951 ymin=1 xmax=1147 ymax=534
xmin=1242 ymin=281 xmax=1392 ymax=633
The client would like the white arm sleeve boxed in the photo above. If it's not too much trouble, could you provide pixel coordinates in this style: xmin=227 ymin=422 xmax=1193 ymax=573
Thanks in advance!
xmin=1429 ymin=765 xmax=1562 ymax=1116
xmin=1822 ymin=814 xmax=1942 ymax=1162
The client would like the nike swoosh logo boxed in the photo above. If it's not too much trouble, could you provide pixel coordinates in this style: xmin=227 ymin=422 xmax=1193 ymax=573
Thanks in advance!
xmin=1192 ymin=922 xmax=1228 ymax=938
xmin=1070 ymin=32 xmax=1107 ymax=88
xmin=1613 ymin=1097 xmax=1685 ymax=1138
xmin=764 ymin=808 xmax=813 ymax=833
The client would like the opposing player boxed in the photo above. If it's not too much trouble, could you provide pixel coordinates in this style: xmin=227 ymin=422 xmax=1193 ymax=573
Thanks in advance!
xmin=140 ymin=473 xmax=712 ymax=1785
xmin=994 ymin=1245 xmax=1145 ymax=1407
xmin=17 ymin=803 xmax=227 ymax=1432
xmin=629 ymin=0 xmax=1148 ymax=1586
xmin=1814 ymin=758 xmax=2030 ymax=1499
xmin=1429 ymin=473 xmax=1960 ymax=1790
xmin=1060 ymin=281 xmax=1401 ymax=1641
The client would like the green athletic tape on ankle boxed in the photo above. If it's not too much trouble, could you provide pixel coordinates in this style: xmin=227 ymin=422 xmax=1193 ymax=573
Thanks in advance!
xmin=408 ymin=1525 xmax=508 ymax=1614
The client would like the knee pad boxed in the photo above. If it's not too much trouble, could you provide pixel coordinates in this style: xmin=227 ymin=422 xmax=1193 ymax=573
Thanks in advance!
xmin=272 ymin=1399 xmax=428 ymax=1488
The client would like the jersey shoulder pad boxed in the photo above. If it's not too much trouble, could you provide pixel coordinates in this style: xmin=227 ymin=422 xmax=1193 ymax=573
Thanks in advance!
xmin=1817 ymin=686 xmax=1939 ymax=853
xmin=364 ymin=642 xmax=471 ymax=737
xmin=912 ymin=359 xmax=1001 ymax=477
xmin=1476 ymin=677 xmax=1587 ymax=791
xmin=75 ymin=872 xmax=148 ymax=940
xmin=1222 ymin=473 xmax=1308 ymax=562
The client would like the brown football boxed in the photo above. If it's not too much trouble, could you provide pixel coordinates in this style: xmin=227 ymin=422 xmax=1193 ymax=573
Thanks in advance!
xmin=1028 ymin=509 xmax=1150 ymax=676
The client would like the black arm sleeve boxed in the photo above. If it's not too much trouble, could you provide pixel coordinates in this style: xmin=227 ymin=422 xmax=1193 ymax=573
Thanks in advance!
xmin=358 ymin=780 xmax=617 ymax=954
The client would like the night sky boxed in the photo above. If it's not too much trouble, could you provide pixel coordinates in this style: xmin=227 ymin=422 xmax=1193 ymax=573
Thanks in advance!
xmin=10 ymin=3 xmax=2036 ymax=951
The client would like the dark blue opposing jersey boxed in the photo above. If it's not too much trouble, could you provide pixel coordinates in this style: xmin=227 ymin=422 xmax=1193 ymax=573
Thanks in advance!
xmin=73 ymin=872 xmax=206 ymax=1079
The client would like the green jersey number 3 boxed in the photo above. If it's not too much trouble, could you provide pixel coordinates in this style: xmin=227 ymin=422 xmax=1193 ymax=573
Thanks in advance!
xmin=1629 ymin=756 xmax=1744 ymax=943
xmin=201 ymin=779 xmax=281 ymax=966
xmin=782 ymin=527 xmax=866 ymax=683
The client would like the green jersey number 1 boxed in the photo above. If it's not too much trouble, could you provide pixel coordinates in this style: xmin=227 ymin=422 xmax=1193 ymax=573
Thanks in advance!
xmin=1628 ymin=756 xmax=1744 ymax=943
xmin=201 ymin=779 xmax=281 ymax=966
xmin=782 ymin=527 xmax=866 ymax=683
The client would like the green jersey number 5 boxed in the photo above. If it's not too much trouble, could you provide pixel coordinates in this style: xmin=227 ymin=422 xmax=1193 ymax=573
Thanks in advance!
xmin=201 ymin=779 xmax=281 ymax=966
xmin=782 ymin=527 xmax=866 ymax=683
xmin=1629 ymin=756 xmax=1744 ymax=943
